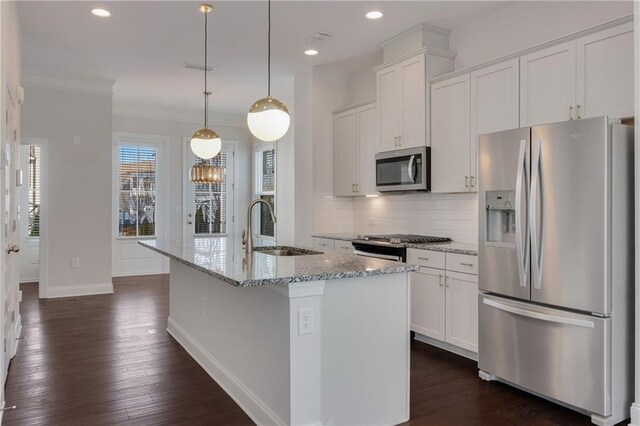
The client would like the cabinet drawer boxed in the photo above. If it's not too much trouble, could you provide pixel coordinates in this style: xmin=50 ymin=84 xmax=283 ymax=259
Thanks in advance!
xmin=313 ymin=238 xmax=335 ymax=252
xmin=407 ymin=249 xmax=445 ymax=270
xmin=335 ymin=240 xmax=354 ymax=254
xmin=446 ymin=253 xmax=478 ymax=275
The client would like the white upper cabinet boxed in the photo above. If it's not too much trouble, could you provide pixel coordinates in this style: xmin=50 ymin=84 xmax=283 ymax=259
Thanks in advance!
xmin=430 ymin=74 xmax=470 ymax=193
xmin=470 ymin=58 xmax=520 ymax=186
xmin=520 ymin=41 xmax=576 ymax=127
xmin=333 ymin=101 xmax=378 ymax=196
xmin=333 ymin=109 xmax=358 ymax=197
xmin=356 ymin=103 xmax=379 ymax=196
xmin=378 ymin=66 xmax=401 ymax=152
xmin=399 ymin=54 xmax=426 ymax=149
xmin=520 ymin=21 xmax=634 ymax=127
xmin=377 ymin=53 xmax=426 ymax=151
xmin=576 ymin=22 xmax=634 ymax=120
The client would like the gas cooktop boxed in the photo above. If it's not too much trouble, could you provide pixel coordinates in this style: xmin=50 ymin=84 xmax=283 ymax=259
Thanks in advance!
xmin=356 ymin=234 xmax=452 ymax=246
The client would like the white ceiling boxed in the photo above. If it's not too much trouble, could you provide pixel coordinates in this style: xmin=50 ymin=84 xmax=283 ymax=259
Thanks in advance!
xmin=19 ymin=1 xmax=508 ymax=116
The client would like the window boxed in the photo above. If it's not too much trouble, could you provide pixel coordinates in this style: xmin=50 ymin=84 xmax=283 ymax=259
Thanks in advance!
xmin=27 ymin=145 xmax=40 ymax=237
xmin=194 ymin=150 xmax=228 ymax=235
xmin=117 ymin=145 xmax=157 ymax=237
xmin=254 ymin=146 xmax=276 ymax=238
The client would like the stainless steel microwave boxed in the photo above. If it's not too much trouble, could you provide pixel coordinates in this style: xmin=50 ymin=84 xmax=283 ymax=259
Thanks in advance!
xmin=375 ymin=146 xmax=430 ymax=193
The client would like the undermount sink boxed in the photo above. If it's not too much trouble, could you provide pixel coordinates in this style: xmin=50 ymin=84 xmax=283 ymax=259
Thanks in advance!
xmin=254 ymin=246 xmax=322 ymax=257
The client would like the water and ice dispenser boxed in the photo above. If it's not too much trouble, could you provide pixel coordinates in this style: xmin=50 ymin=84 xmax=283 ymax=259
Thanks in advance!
xmin=485 ymin=190 xmax=516 ymax=244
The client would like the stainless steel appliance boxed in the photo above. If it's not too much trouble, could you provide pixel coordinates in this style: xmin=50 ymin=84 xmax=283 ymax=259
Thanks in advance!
xmin=375 ymin=147 xmax=429 ymax=192
xmin=352 ymin=234 xmax=451 ymax=262
xmin=477 ymin=117 xmax=633 ymax=426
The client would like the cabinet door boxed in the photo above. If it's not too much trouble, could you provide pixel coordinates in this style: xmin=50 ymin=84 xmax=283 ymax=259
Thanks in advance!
xmin=445 ymin=271 xmax=478 ymax=352
xmin=356 ymin=103 xmax=378 ymax=196
xmin=399 ymin=54 xmax=426 ymax=148
xmin=576 ymin=22 xmax=634 ymax=120
xmin=410 ymin=268 xmax=445 ymax=341
xmin=470 ymin=58 xmax=520 ymax=191
xmin=520 ymin=41 xmax=576 ymax=127
xmin=430 ymin=74 xmax=471 ymax=193
xmin=377 ymin=66 xmax=400 ymax=152
xmin=333 ymin=109 xmax=358 ymax=197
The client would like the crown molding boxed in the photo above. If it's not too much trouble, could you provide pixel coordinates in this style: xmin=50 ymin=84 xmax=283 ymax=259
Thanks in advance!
xmin=21 ymin=69 xmax=115 ymax=94
xmin=379 ymin=23 xmax=450 ymax=50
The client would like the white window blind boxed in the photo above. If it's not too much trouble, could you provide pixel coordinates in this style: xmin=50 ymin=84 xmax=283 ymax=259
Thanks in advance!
xmin=254 ymin=147 xmax=275 ymax=238
xmin=28 ymin=145 xmax=40 ymax=237
xmin=194 ymin=150 xmax=228 ymax=235
xmin=117 ymin=145 xmax=157 ymax=237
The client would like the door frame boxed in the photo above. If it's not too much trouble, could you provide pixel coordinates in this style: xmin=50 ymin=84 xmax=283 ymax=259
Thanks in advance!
xmin=182 ymin=137 xmax=237 ymax=245
xmin=21 ymin=138 xmax=48 ymax=299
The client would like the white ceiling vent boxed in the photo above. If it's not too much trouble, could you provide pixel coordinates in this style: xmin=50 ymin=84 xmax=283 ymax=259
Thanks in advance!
xmin=183 ymin=63 xmax=216 ymax=72
xmin=308 ymin=32 xmax=333 ymax=42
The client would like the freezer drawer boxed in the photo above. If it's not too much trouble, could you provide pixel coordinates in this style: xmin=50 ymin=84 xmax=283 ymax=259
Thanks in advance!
xmin=478 ymin=294 xmax=610 ymax=416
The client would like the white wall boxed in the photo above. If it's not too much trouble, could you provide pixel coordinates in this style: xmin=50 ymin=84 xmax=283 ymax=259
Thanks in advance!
xmin=449 ymin=1 xmax=633 ymax=69
xmin=112 ymin=113 xmax=254 ymax=247
xmin=21 ymin=83 xmax=113 ymax=298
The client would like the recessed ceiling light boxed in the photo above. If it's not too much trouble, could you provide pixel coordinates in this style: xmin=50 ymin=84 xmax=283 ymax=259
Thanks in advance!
xmin=366 ymin=11 xmax=383 ymax=20
xmin=305 ymin=49 xmax=319 ymax=56
xmin=91 ymin=8 xmax=111 ymax=18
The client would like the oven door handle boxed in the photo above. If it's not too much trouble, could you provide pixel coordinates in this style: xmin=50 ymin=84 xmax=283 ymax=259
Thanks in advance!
xmin=353 ymin=250 xmax=402 ymax=262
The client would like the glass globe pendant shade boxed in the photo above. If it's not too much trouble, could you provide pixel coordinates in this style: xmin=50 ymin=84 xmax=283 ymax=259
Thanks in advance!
xmin=190 ymin=127 xmax=221 ymax=159
xmin=190 ymin=164 xmax=224 ymax=183
xmin=247 ymin=96 xmax=290 ymax=142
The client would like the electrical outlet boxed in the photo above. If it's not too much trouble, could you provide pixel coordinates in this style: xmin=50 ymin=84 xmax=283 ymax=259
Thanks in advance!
xmin=199 ymin=297 xmax=205 ymax=316
xmin=298 ymin=308 xmax=314 ymax=335
xmin=71 ymin=258 xmax=80 ymax=269
xmin=17 ymin=290 xmax=22 ymax=303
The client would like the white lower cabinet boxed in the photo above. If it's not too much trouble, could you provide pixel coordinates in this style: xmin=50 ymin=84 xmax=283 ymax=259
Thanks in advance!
xmin=409 ymin=249 xmax=478 ymax=354
xmin=444 ymin=271 xmax=478 ymax=353
xmin=410 ymin=267 xmax=445 ymax=341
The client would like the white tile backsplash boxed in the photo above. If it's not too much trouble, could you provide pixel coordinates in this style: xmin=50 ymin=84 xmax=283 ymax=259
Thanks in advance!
xmin=313 ymin=192 xmax=479 ymax=243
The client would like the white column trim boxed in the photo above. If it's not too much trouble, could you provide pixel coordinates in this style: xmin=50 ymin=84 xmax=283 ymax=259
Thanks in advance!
xmin=633 ymin=1 xmax=640 ymax=423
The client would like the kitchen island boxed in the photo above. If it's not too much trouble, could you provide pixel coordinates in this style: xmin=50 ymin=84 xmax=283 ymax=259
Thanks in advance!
xmin=140 ymin=238 xmax=417 ymax=426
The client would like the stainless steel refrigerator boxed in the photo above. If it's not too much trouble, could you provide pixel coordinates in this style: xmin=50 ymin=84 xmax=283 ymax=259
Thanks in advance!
xmin=477 ymin=117 xmax=633 ymax=426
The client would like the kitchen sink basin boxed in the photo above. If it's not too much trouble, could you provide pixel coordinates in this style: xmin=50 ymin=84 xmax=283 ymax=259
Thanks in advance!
xmin=254 ymin=246 xmax=322 ymax=256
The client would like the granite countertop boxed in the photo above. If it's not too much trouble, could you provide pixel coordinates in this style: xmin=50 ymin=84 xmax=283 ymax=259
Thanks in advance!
xmin=311 ymin=232 xmax=361 ymax=242
xmin=140 ymin=239 xmax=417 ymax=287
xmin=405 ymin=242 xmax=478 ymax=256
xmin=312 ymin=233 xmax=478 ymax=256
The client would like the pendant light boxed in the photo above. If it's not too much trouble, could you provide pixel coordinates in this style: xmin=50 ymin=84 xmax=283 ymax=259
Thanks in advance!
xmin=247 ymin=0 xmax=290 ymax=142
xmin=190 ymin=164 xmax=224 ymax=183
xmin=190 ymin=3 xmax=221 ymax=160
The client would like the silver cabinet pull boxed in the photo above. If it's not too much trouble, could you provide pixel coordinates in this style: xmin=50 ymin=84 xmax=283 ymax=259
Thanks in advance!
xmin=569 ymin=105 xmax=574 ymax=120
xmin=576 ymin=104 xmax=581 ymax=119
xmin=439 ymin=275 xmax=444 ymax=287
xmin=470 ymin=176 xmax=475 ymax=188
xmin=460 ymin=262 xmax=474 ymax=267
xmin=398 ymin=135 xmax=402 ymax=146
xmin=464 ymin=176 xmax=469 ymax=188
xmin=445 ymin=275 xmax=450 ymax=288
xmin=417 ymin=257 xmax=429 ymax=261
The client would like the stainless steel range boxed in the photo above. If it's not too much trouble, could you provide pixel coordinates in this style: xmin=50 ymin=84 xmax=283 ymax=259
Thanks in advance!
xmin=352 ymin=234 xmax=451 ymax=262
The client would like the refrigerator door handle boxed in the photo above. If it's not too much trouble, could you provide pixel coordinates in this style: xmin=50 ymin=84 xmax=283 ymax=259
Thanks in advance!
xmin=530 ymin=138 xmax=543 ymax=290
xmin=482 ymin=298 xmax=595 ymax=329
xmin=515 ymin=139 xmax=529 ymax=288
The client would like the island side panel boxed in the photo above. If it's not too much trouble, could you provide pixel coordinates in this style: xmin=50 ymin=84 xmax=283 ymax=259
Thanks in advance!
xmin=321 ymin=272 xmax=410 ymax=425
xmin=167 ymin=259 xmax=292 ymax=425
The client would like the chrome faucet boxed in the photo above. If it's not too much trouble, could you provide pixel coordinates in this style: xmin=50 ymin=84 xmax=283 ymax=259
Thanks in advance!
xmin=244 ymin=199 xmax=277 ymax=255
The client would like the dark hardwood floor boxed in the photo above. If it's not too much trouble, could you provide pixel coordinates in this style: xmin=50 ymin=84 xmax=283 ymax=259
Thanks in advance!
xmin=3 ymin=277 xmax=600 ymax=425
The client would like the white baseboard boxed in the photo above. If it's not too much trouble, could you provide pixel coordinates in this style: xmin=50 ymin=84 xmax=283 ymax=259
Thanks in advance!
xmin=167 ymin=317 xmax=286 ymax=426
xmin=45 ymin=282 xmax=114 ymax=299
xmin=629 ymin=402 xmax=640 ymax=426
xmin=413 ymin=332 xmax=478 ymax=361
xmin=112 ymin=270 xmax=168 ymax=278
